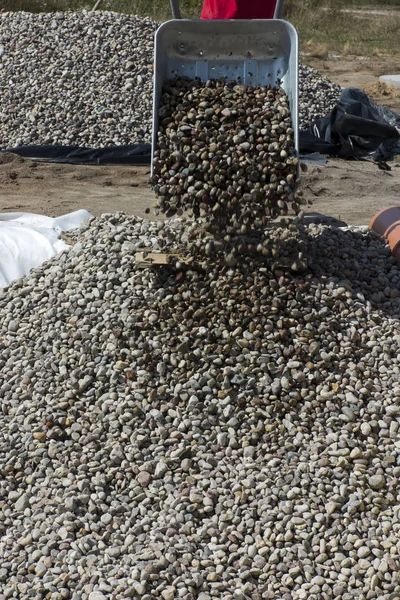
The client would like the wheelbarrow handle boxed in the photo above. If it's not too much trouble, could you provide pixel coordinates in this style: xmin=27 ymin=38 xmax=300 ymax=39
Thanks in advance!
xmin=169 ymin=0 xmax=284 ymax=20
xmin=170 ymin=0 xmax=182 ymax=19
xmin=274 ymin=0 xmax=285 ymax=18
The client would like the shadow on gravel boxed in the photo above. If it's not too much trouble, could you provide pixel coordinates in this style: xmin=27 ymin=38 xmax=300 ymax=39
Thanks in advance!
xmin=306 ymin=226 xmax=400 ymax=320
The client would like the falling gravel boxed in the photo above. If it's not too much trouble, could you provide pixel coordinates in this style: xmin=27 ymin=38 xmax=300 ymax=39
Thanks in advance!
xmin=1 ymin=213 xmax=400 ymax=600
xmin=0 ymin=11 xmax=341 ymax=149
xmin=152 ymin=77 xmax=298 ymax=230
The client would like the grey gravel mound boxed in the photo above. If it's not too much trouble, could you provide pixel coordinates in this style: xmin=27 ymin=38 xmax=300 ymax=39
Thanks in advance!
xmin=299 ymin=64 xmax=342 ymax=130
xmin=0 ymin=11 xmax=157 ymax=148
xmin=0 ymin=11 xmax=341 ymax=149
xmin=0 ymin=214 xmax=400 ymax=599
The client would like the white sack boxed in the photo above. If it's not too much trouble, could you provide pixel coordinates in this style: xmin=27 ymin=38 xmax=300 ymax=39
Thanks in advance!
xmin=0 ymin=209 xmax=92 ymax=289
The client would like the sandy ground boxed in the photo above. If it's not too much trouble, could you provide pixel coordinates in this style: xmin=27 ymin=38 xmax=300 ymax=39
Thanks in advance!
xmin=1 ymin=56 xmax=400 ymax=226
xmin=306 ymin=55 xmax=400 ymax=115
xmin=1 ymin=151 xmax=399 ymax=227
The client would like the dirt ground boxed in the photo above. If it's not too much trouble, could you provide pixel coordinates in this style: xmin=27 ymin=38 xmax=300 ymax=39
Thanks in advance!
xmin=1 ymin=56 xmax=400 ymax=226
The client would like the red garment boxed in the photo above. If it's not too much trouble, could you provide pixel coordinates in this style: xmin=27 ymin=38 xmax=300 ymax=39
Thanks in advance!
xmin=200 ymin=0 xmax=276 ymax=20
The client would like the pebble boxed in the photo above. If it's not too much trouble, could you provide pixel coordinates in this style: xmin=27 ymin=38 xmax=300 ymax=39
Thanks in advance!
xmin=14 ymin=494 xmax=29 ymax=512
xmin=161 ymin=587 xmax=176 ymax=600
xmin=358 ymin=546 xmax=371 ymax=558
xmin=326 ymin=502 xmax=338 ymax=515
xmin=369 ymin=475 xmax=386 ymax=490
xmin=137 ymin=470 xmax=151 ymax=486
xmin=35 ymin=561 xmax=47 ymax=577
xmin=361 ymin=422 xmax=372 ymax=436
xmin=8 ymin=319 xmax=18 ymax=332
xmin=89 ymin=593 xmax=107 ymax=600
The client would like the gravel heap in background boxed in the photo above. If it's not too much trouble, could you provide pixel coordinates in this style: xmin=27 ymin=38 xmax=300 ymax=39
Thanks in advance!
xmin=0 ymin=11 xmax=157 ymax=148
xmin=152 ymin=78 xmax=298 ymax=230
xmin=299 ymin=64 xmax=342 ymax=130
xmin=0 ymin=11 xmax=341 ymax=149
xmin=1 ymin=213 xmax=400 ymax=600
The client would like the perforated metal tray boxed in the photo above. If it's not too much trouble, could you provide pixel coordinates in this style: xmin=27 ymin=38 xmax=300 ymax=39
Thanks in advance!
xmin=151 ymin=19 xmax=298 ymax=172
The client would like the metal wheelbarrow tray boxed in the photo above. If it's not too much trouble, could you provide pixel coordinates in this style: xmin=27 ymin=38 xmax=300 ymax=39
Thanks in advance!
xmin=151 ymin=19 xmax=298 ymax=173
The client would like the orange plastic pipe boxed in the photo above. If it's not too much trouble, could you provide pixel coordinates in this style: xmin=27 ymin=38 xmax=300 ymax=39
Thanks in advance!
xmin=369 ymin=206 xmax=400 ymax=266
xmin=369 ymin=206 xmax=400 ymax=237
xmin=387 ymin=225 xmax=400 ymax=266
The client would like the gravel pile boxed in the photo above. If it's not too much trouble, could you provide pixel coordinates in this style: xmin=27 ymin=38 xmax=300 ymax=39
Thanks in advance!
xmin=152 ymin=77 xmax=298 ymax=231
xmin=1 ymin=213 xmax=400 ymax=600
xmin=0 ymin=11 xmax=157 ymax=148
xmin=299 ymin=65 xmax=342 ymax=131
xmin=0 ymin=11 xmax=341 ymax=149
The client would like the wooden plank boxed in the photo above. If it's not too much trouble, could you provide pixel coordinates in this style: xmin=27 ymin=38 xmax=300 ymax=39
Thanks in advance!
xmin=135 ymin=249 xmax=193 ymax=268
xmin=135 ymin=252 xmax=171 ymax=268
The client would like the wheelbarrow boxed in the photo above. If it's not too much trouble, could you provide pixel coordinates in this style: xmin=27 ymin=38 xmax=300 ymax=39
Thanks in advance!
xmin=151 ymin=0 xmax=298 ymax=174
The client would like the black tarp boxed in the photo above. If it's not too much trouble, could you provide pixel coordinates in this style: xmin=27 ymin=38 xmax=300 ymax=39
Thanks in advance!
xmin=1 ymin=144 xmax=152 ymax=165
xmin=301 ymin=87 xmax=400 ymax=160
xmin=2 ymin=88 xmax=400 ymax=165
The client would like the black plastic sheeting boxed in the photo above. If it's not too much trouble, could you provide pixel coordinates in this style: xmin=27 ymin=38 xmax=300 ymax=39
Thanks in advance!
xmin=302 ymin=88 xmax=400 ymax=161
xmin=1 ymin=88 xmax=400 ymax=165
xmin=1 ymin=144 xmax=152 ymax=165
